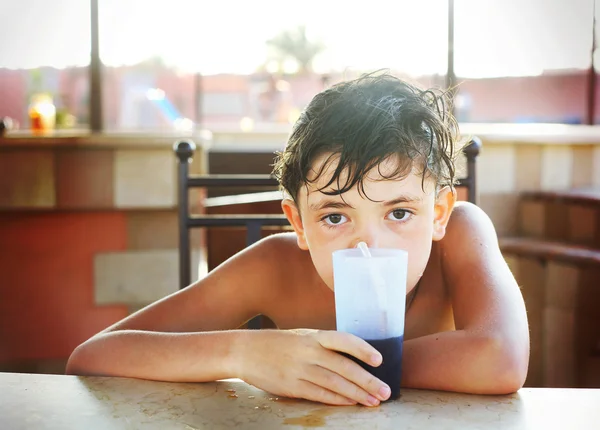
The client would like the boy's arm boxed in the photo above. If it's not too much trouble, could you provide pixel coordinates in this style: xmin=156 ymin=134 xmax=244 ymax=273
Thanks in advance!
xmin=401 ymin=202 xmax=530 ymax=394
xmin=66 ymin=234 xmax=389 ymax=407
xmin=66 ymin=235 xmax=285 ymax=379
xmin=66 ymin=329 xmax=242 ymax=381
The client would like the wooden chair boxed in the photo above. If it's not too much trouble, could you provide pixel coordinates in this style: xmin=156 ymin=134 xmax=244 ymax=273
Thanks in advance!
xmin=174 ymin=137 xmax=481 ymax=328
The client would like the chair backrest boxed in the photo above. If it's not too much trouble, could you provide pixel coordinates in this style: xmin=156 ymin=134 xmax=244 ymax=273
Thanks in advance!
xmin=457 ymin=137 xmax=482 ymax=204
xmin=174 ymin=137 xmax=481 ymax=327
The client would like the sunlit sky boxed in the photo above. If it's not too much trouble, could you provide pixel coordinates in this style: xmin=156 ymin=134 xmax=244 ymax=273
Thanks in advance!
xmin=0 ymin=0 xmax=594 ymax=77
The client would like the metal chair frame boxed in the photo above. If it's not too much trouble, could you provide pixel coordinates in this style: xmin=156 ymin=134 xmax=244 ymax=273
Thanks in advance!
xmin=174 ymin=137 xmax=481 ymax=328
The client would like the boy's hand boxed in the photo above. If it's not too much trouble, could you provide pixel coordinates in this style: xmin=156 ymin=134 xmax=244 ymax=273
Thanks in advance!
xmin=230 ymin=329 xmax=391 ymax=406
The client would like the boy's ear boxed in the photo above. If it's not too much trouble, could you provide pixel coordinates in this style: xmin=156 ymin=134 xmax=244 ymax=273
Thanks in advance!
xmin=281 ymin=199 xmax=309 ymax=250
xmin=432 ymin=186 xmax=456 ymax=241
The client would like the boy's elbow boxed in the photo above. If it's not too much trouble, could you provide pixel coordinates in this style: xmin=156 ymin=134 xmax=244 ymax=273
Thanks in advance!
xmin=65 ymin=344 xmax=86 ymax=375
xmin=483 ymin=334 xmax=529 ymax=394
xmin=490 ymin=367 xmax=526 ymax=395
xmin=66 ymin=342 xmax=98 ymax=376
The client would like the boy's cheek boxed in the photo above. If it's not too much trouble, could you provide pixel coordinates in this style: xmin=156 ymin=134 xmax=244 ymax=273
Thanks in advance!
xmin=319 ymin=264 xmax=336 ymax=291
xmin=306 ymin=246 xmax=336 ymax=289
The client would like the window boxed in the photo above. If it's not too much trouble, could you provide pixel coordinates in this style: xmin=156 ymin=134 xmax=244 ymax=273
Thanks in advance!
xmin=1 ymin=0 xmax=598 ymax=132
xmin=454 ymin=0 xmax=594 ymax=124
xmin=0 ymin=0 xmax=90 ymax=129
xmin=97 ymin=0 xmax=448 ymax=131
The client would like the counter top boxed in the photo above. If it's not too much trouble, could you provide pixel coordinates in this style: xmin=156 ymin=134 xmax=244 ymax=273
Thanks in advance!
xmin=2 ymin=372 xmax=599 ymax=429
xmin=0 ymin=130 xmax=212 ymax=149
xmin=3 ymin=123 xmax=600 ymax=153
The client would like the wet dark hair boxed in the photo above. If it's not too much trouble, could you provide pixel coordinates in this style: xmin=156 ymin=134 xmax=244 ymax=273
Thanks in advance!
xmin=272 ymin=72 xmax=459 ymax=203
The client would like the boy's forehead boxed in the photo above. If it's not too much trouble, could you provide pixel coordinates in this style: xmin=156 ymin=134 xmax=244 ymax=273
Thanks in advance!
xmin=301 ymin=152 xmax=435 ymax=201
xmin=306 ymin=152 xmax=400 ymax=184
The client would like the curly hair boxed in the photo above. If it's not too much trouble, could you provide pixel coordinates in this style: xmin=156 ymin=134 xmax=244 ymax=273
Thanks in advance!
xmin=272 ymin=72 xmax=459 ymax=202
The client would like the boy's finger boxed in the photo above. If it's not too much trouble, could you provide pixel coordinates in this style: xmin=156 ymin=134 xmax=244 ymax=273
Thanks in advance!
xmin=295 ymin=379 xmax=357 ymax=406
xmin=316 ymin=331 xmax=382 ymax=367
xmin=315 ymin=331 xmax=391 ymax=402
xmin=319 ymin=349 xmax=391 ymax=402
xmin=304 ymin=364 xmax=379 ymax=407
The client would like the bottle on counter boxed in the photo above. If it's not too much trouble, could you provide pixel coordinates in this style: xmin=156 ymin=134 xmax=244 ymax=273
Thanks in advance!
xmin=28 ymin=93 xmax=56 ymax=134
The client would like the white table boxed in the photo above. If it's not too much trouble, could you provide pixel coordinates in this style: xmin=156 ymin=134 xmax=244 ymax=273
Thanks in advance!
xmin=2 ymin=372 xmax=599 ymax=429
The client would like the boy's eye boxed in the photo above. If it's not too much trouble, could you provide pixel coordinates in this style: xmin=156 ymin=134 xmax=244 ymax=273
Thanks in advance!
xmin=387 ymin=209 xmax=410 ymax=221
xmin=323 ymin=214 xmax=347 ymax=225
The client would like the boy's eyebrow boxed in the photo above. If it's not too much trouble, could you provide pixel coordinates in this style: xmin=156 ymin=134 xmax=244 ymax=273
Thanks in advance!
xmin=383 ymin=195 xmax=423 ymax=206
xmin=309 ymin=195 xmax=422 ymax=212
xmin=309 ymin=199 xmax=355 ymax=212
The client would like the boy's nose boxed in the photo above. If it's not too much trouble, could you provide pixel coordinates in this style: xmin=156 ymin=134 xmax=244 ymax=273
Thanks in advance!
xmin=351 ymin=227 xmax=381 ymax=249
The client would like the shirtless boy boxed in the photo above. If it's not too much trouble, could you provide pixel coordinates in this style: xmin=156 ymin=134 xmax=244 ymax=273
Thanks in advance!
xmin=67 ymin=73 xmax=530 ymax=408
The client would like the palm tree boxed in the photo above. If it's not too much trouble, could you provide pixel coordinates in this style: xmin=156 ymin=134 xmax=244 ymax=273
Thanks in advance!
xmin=266 ymin=25 xmax=325 ymax=74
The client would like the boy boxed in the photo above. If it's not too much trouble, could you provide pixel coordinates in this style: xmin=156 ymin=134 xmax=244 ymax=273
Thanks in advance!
xmin=67 ymin=73 xmax=529 ymax=407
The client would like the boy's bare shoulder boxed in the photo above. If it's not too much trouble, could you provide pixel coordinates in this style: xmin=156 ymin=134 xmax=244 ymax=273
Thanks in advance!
xmin=444 ymin=201 xmax=497 ymax=244
xmin=260 ymin=231 xmax=304 ymax=251
xmin=437 ymin=200 xmax=505 ymax=291
xmin=248 ymin=232 xmax=323 ymax=319
xmin=433 ymin=201 xmax=500 ymax=285
xmin=254 ymin=232 xmax=307 ymax=262
xmin=249 ymin=232 xmax=314 ymax=281
xmin=254 ymin=233 xmax=333 ymax=328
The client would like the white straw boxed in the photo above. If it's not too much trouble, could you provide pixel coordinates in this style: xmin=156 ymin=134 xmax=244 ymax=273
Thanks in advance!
xmin=357 ymin=241 xmax=372 ymax=258
xmin=356 ymin=242 xmax=388 ymax=333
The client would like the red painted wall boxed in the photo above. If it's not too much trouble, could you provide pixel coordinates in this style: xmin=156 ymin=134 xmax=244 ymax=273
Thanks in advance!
xmin=0 ymin=212 xmax=129 ymax=363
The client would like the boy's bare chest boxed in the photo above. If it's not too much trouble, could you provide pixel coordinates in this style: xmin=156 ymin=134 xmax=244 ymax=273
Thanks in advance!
xmin=267 ymin=252 xmax=455 ymax=337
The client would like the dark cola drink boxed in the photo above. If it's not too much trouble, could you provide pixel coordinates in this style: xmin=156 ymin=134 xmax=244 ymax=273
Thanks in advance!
xmin=345 ymin=336 xmax=403 ymax=401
